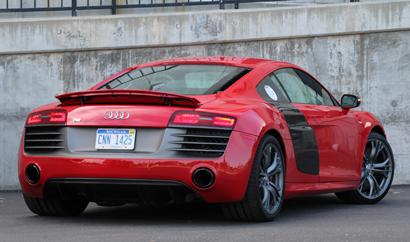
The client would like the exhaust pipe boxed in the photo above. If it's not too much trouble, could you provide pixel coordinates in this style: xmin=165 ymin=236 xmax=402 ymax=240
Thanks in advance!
xmin=192 ymin=168 xmax=215 ymax=189
xmin=26 ymin=164 xmax=40 ymax=184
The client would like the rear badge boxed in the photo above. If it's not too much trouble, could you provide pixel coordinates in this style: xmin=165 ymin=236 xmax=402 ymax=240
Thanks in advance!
xmin=70 ymin=118 xmax=81 ymax=122
xmin=104 ymin=111 xmax=130 ymax=120
xmin=264 ymin=85 xmax=278 ymax=101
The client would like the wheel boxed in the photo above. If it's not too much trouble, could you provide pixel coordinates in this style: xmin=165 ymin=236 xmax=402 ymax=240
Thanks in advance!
xmin=336 ymin=132 xmax=394 ymax=204
xmin=23 ymin=195 xmax=89 ymax=216
xmin=221 ymin=134 xmax=285 ymax=222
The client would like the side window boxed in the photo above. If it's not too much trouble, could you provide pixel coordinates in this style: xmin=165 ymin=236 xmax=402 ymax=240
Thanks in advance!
xmin=294 ymin=69 xmax=336 ymax=106
xmin=268 ymin=75 xmax=289 ymax=102
xmin=256 ymin=76 xmax=289 ymax=103
xmin=273 ymin=68 xmax=316 ymax=104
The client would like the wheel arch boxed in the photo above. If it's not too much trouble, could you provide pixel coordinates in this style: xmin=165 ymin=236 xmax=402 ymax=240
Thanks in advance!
xmin=265 ymin=129 xmax=285 ymax=151
xmin=371 ymin=125 xmax=385 ymax=138
xmin=263 ymin=129 xmax=287 ymax=169
xmin=223 ymin=128 xmax=286 ymax=221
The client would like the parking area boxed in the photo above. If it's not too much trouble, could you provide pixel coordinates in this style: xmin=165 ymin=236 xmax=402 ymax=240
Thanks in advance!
xmin=0 ymin=185 xmax=409 ymax=241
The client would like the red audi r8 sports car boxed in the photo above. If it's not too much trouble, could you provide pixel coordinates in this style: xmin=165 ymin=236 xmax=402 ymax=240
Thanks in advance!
xmin=19 ymin=57 xmax=394 ymax=221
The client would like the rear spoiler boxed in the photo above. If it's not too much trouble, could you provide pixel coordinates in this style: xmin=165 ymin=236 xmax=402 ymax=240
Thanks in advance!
xmin=55 ymin=90 xmax=201 ymax=107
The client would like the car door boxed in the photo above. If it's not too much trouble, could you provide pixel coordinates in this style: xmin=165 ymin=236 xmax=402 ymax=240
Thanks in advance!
xmin=271 ymin=68 xmax=361 ymax=182
xmin=256 ymin=75 xmax=320 ymax=183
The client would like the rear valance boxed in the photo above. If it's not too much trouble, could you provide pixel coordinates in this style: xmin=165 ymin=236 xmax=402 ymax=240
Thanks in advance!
xmin=55 ymin=90 xmax=201 ymax=107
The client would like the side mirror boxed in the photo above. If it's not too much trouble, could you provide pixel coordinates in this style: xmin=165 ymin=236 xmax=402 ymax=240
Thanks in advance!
xmin=341 ymin=94 xmax=361 ymax=109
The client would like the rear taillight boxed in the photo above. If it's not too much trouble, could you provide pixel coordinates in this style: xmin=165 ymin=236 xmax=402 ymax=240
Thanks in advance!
xmin=173 ymin=114 xmax=200 ymax=124
xmin=169 ymin=111 xmax=236 ymax=130
xmin=26 ymin=110 xmax=67 ymax=126
xmin=212 ymin=117 xmax=235 ymax=126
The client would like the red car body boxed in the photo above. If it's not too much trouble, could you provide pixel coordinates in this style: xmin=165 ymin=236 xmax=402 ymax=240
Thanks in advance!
xmin=18 ymin=57 xmax=393 ymax=221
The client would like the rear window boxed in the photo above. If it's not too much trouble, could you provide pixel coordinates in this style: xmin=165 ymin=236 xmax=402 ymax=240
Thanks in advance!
xmin=98 ymin=65 xmax=250 ymax=95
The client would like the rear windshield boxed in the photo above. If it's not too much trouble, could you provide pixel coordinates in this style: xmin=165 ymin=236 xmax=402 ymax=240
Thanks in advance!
xmin=98 ymin=65 xmax=250 ymax=95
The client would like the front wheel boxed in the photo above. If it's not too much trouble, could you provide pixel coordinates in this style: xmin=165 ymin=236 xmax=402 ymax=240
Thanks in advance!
xmin=221 ymin=134 xmax=285 ymax=222
xmin=336 ymin=132 xmax=394 ymax=204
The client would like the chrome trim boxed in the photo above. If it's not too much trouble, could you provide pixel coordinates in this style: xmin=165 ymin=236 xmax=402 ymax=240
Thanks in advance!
xmin=103 ymin=111 xmax=130 ymax=120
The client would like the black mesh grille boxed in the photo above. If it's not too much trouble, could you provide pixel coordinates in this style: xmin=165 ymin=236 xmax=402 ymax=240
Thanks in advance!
xmin=169 ymin=129 xmax=232 ymax=157
xmin=24 ymin=126 xmax=65 ymax=152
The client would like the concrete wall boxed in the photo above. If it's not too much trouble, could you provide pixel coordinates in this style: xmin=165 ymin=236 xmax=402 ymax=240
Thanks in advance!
xmin=0 ymin=0 xmax=388 ymax=19
xmin=1 ymin=0 xmax=409 ymax=189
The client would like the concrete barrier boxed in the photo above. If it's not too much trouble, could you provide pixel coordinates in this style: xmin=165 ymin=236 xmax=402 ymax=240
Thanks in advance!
xmin=1 ymin=0 xmax=409 ymax=189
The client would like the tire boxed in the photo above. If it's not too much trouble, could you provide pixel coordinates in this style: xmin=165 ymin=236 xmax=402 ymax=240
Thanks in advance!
xmin=336 ymin=132 xmax=394 ymax=204
xmin=221 ymin=134 xmax=285 ymax=222
xmin=23 ymin=195 xmax=89 ymax=216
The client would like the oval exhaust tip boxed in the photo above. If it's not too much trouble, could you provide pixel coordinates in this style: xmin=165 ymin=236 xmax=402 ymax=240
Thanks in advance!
xmin=26 ymin=164 xmax=40 ymax=184
xmin=192 ymin=168 xmax=215 ymax=189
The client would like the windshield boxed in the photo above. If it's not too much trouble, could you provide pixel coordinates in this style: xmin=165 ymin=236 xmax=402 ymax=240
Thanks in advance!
xmin=98 ymin=65 xmax=250 ymax=95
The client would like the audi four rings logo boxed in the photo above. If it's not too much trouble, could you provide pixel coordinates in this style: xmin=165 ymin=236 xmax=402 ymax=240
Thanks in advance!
xmin=104 ymin=111 xmax=130 ymax=119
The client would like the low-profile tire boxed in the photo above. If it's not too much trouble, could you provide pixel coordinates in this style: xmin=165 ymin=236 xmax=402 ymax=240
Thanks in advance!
xmin=336 ymin=132 xmax=394 ymax=204
xmin=221 ymin=134 xmax=285 ymax=222
xmin=23 ymin=195 xmax=89 ymax=216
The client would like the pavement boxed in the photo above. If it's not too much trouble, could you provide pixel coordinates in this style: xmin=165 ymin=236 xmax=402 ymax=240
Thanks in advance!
xmin=0 ymin=185 xmax=409 ymax=242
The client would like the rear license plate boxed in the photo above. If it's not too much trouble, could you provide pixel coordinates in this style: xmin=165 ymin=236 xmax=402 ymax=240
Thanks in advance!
xmin=95 ymin=129 xmax=136 ymax=150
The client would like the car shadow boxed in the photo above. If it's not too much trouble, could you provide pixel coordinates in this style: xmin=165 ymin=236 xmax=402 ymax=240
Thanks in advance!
xmin=21 ymin=193 xmax=355 ymax=226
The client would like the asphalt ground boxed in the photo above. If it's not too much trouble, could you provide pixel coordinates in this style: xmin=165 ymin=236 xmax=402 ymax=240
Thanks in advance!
xmin=0 ymin=185 xmax=409 ymax=242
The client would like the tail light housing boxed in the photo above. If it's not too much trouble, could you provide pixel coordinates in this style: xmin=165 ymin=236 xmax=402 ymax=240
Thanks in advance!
xmin=26 ymin=110 xmax=67 ymax=126
xmin=168 ymin=111 xmax=236 ymax=130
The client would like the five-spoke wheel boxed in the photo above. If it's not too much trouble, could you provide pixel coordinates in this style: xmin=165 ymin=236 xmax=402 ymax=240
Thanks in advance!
xmin=259 ymin=144 xmax=284 ymax=215
xmin=221 ymin=134 xmax=285 ymax=221
xmin=336 ymin=132 xmax=394 ymax=204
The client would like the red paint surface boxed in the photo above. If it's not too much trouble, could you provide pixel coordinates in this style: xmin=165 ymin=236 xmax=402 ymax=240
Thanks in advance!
xmin=19 ymin=57 xmax=386 ymax=202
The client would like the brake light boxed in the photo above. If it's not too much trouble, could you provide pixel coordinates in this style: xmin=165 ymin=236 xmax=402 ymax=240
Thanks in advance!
xmin=174 ymin=114 xmax=200 ymax=124
xmin=27 ymin=114 xmax=42 ymax=124
xmin=26 ymin=110 xmax=67 ymax=126
xmin=49 ymin=112 xmax=66 ymax=122
xmin=169 ymin=111 xmax=236 ymax=129
xmin=213 ymin=117 xmax=235 ymax=126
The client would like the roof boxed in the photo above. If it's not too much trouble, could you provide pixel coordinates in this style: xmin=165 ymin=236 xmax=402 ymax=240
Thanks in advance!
xmin=131 ymin=56 xmax=286 ymax=69
xmin=90 ymin=56 xmax=299 ymax=90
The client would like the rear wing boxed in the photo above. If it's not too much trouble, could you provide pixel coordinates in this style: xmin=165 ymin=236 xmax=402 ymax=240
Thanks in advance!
xmin=55 ymin=90 xmax=201 ymax=107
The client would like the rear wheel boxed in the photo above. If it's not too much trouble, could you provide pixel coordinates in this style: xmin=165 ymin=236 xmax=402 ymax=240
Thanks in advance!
xmin=23 ymin=195 xmax=88 ymax=216
xmin=336 ymin=132 xmax=394 ymax=204
xmin=221 ymin=135 xmax=285 ymax=222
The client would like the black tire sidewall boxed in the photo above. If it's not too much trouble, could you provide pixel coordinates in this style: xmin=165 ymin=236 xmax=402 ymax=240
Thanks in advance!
xmin=337 ymin=132 xmax=395 ymax=204
xmin=246 ymin=135 xmax=285 ymax=221
xmin=358 ymin=132 xmax=395 ymax=203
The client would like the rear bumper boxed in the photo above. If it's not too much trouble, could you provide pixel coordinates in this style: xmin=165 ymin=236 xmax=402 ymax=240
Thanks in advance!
xmin=18 ymin=131 xmax=259 ymax=203
xmin=43 ymin=178 xmax=199 ymax=204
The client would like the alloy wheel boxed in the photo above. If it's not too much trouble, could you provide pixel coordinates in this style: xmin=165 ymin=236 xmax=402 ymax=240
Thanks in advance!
xmin=358 ymin=138 xmax=393 ymax=199
xmin=259 ymin=144 xmax=284 ymax=214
